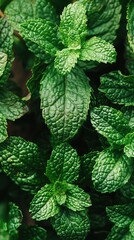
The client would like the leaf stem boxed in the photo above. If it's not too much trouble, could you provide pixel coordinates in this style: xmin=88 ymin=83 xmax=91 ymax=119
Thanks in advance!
xmin=0 ymin=9 xmax=4 ymax=17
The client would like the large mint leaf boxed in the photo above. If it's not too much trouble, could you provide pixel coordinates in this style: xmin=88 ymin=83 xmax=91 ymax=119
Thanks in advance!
xmin=80 ymin=0 xmax=121 ymax=43
xmin=59 ymin=2 xmax=87 ymax=48
xmin=20 ymin=19 xmax=59 ymax=56
xmin=100 ymin=71 xmax=134 ymax=106
xmin=0 ymin=88 xmax=28 ymax=121
xmin=20 ymin=226 xmax=47 ymax=240
xmin=0 ymin=114 xmax=7 ymax=143
xmin=106 ymin=225 xmax=133 ymax=240
xmin=40 ymin=65 xmax=91 ymax=141
xmin=80 ymin=37 xmax=116 ymax=64
xmin=90 ymin=106 xmax=130 ymax=145
xmin=30 ymin=184 xmax=60 ymax=220
xmin=54 ymin=48 xmax=80 ymax=75
xmin=46 ymin=143 xmax=80 ymax=183
xmin=0 ymin=137 xmax=46 ymax=193
xmin=127 ymin=0 xmax=134 ymax=51
xmin=5 ymin=0 xmax=34 ymax=31
xmin=92 ymin=148 xmax=133 ymax=193
xmin=65 ymin=184 xmax=91 ymax=211
xmin=124 ymin=133 xmax=134 ymax=158
xmin=106 ymin=204 xmax=134 ymax=228
xmin=0 ymin=17 xmax=13 ymax=83
xmin=0 ymin=52 xmax=7 ymax=77
xmin=51 ymin=209 xmax=90 ymax=240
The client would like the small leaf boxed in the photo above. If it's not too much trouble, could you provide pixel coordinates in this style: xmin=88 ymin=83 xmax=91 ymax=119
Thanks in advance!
xmin=127 ymin=0 xmax=134 ymax=52
xmin=124 ymin=133 xmax=134 ymax=158
xmin=30 ymin=184 xmax=60 ymax=220
xmin=80 ymin=37 xmax=116 ymax=64
xmin=0 ymin=52 xmax=7 ymax=77
xmin=46 ymin=143 xmax=80 ymax=183
xmin=0 ymin=114 xmax=7 ymax=143
xmin=8 ymin=202 xmax=23 ymax=237
xmin=92 ymin=148 xmax=133 ymax=193
xmin=130 ymin=220 xmax=134 ymax=237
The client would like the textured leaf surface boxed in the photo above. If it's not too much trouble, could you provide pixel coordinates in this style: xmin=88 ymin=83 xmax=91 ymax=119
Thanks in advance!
xmin=90 ymin=106 xmax=130 ymax=145
xmin=30 ymin=184 xmax=60 ymax=220
xmin=127 ymin=0 xmax=134 ymax=51
xmin=100 ymin=71 xmax=134 ymax=106
xmin=8 ymin=202 xmax=23 ymax=237
xmin=121 ymin=106 xmax=134 ymax=130
xmin=120 ymin=174 xmax=134 ymax=199
xmin=65 ymin=184 xmax=91 ymax=211
xmin=51 ymin=209 xmax=90 ymax=240
xmin=0 ymin=52 xmax=7 ymax=77
xmin=54 ymin=49 xmax=79 ymax=75
xmin=80 ymin=37 xmax=116 ymax=63
xmin=130 ymin=220 xmax=134 ymax=237
xmin=40 ymin=65 xmax=91 ymax=141
xmin=59 ymin=2 xmax=87 ymax=47
xmin=0 ymin=137 xmax=45 ymax=193
xmin=20 ymin=225 xmax=47 ymax=240
xmin=106 ymin=225 xmax=133 ymax=240
xmin=46 ymin=143 xmax=80 ymax=183
xmin=5 ymin=0 xmax=34 ymax=31
xmin=0 ymin=114 xmax=7 ymax=143
xmin=125 ymin=39 xmax=134 ymax=75
xmin=20 ymin=19 xmax=59 ymax=56
xmin=124 ymin=133 xmax=134 ymax=158
xmin=92 ymin=148 xmax=133 ymax=193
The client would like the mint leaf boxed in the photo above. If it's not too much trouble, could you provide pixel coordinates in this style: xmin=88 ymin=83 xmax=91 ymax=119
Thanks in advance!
xmin=65 ymin=184 xmax=91 ymax=211
xmin=30 ymin=184 xmax=60 ymax=220
xmin=121 ymin=106 xmax=134 ymax=130
xmin=0 ymin=114 xmax=7 ymax=143
xmin=90 ymin=106 xmax=130 ymax=145
xmin=5 ymin=0 xmax=34 ymax=31
xmin=106 ymin=225 xmax=133 ymax=240
xmin=130 ymin=220 xmax=134 ymax=237
xmin=106 ymin=204 xmax=134 ymax=228
xmin=0 ymin=52 xmax=7 ymax=77
xmin=40 ymin=65 xmax=91 ymax=141
xmin=8 ymin=202 xmax=23 ymax=237
xmin=59 ymin=2 xmax=87 ymax=48
xmin=120 ymin=174 xmax=134 ymax=199
xmin=20 ymin=19 xmax=59 ymax=56
xmin=100 ymin=71 xmax=134 ymax=106
xmin=46 ymin=143 xmax=80 ymax=183
xmin=125 ymin=39 xmax=134 ymax=75
xmin=92 ymin=148 xmax=133 ymax=193
xmin=51 ymin=209 xmax=90 ymax=240
xmin=80 ymin=37 xmax=116 ymax=64
xmin=20 ymin=226 xmax=47 ymax=240
xmin=0 ymin=88 xmax=28 ymax=120
xmin=124 ymin=133 xmax=134 ymax=158
xmin=54 ymin=48 xmax=80 ymax=75
xmin=127 ymin=0 xmax=134 ymax=51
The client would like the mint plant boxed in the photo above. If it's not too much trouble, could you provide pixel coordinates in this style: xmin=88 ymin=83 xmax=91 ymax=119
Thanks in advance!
xmin=0 ymin=0 xmax=133 ymax=239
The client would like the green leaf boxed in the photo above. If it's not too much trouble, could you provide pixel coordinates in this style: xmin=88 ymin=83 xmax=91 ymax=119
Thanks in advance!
xmin=80 ymin=37 xmax=116 ymax=64
xmin=65 ymin=184 xmax=91 ymax=211
xmin=0 ymin=114 xmax=7 ymax=143
xmin=59 ymin=2 xmax=87 ymax=48
xmin=40 ymin=65 xmax=91 ymax=141
xmin=92 ymin=148 xmax=133 ymax=193
xmin=90 ymin=106 xmax=130 ymax=145
xmin=80 ymin=0 xmax=121 ymax=43
xmin=125 ymin=39 xmax=134 ymax=75
xmin=46 ymin=143 xmax=80 ymax=183
xmin=121 ymin=106 xmax=134 ymax=130
xmin=51 ymin=209 xmax=90 ymax=240
xmin=130 ymin=220 xmax=134 ymax=237
xmin=5 ymin=0 xmax=35 ymax=31
xmin=8 ymin=202 xmax=23 ymax=237
xmin=54 ymin=48 xmax=80 ymax=75
xmin=20 ymin=19 xmax=59 ymax=56
xmin=0 ymin=136 xmax=46 ymax=193
xmin=20 ymin=225 xmax=47 ymax=240
xmin=120 ymin=174 xmax=134 ymax=199
xmin=124 ymin=133 xmax=134 ymax=158
xmin=30 ymin=184 xmax=60 ymax=220
xmin=0 ymin=88 xmax=28 ymax=120
xmin=106 ymin=203 xmax=134 ymax=228
xmin=127 ymin=0 xmax=134 ymax=52
xmin=0 ymin=52 xmax=7 ymax=77
xmin=100 ymin=71 xmax=134 ymax=106
xmin=0 ymin=17 xmax=13 ymax=83
xmin=106 ymin=225 xmax=133 ymax=240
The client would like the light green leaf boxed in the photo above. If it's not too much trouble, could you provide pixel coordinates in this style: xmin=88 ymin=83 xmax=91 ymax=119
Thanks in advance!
xmin=100 ymin=71 xmax=134 ymax=106
xmin=20 ymin=19 xmax=59 ymax=56
xmin=127 ymin=0 xmax=134 ymax=52
xmin=0 ymin=52 xmax=7 ymax=77
xmin=0 ymin=114 xmax=7 ymax=143
xmin=106 ymin=225 xmax=133 ymax=240
xmin=106 ymin=204 xmax=134 ymax=228
xmin=65 ymin=184 xmax=91 ymax=211
xmin=92 ymin=148 xmax=133 ymax=193
xmin=46 ymin=143 xmax=80 ymax=183
xmin=5 ymin=0 xmax=35 ymax=31
xmin=90 ymin=106 xmax=130 ymax=145
xmin=20 ymin=225 xmax=47 ymax=240
xmin=59 ymin=2 xmax=87 ymax=48
xmin=125 ymin=38 xmax=134 ymax=75
xmin=40 ymin=65 xmax=91 ymax=141
xmin=51 ymin=209 xmax=90 ymax=240
xmin=8 ymin=202 xmax=23 ymax=237
xmin=30 ymin=184 xmax=60 ymax=220
xmin=124 ymin=133 xmax=134 ymax=158
xmin=80 ymin=37 xmax=116 ymax=64
xmin=54 ymin=48 xmax=80 ymax=75
xmin=130 ymin=220 xmax=134 ymax=237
